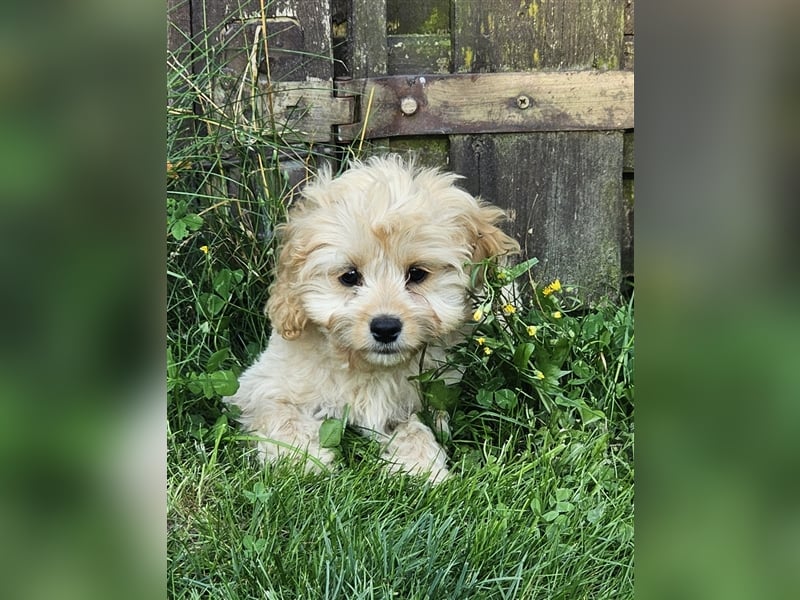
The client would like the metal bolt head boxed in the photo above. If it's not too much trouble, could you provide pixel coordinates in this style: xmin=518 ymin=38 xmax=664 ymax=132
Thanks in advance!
xmin=400 ymin=96 xmax=418 ymax=115
xmin=516 ymin=95 xmax=531 ymax=110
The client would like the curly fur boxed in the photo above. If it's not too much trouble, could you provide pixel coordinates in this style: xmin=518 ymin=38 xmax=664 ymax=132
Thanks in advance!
xmin=225 ymin=155 xmax=519 ymax=483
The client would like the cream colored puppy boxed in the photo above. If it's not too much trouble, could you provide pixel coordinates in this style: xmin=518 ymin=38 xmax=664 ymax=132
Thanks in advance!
xmin=226 ymin=155 xmax=518 ymax=483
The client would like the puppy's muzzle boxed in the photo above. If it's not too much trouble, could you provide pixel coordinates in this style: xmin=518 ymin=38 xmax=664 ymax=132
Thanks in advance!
xmin=370 ymin=315 xmax=402 ymax=345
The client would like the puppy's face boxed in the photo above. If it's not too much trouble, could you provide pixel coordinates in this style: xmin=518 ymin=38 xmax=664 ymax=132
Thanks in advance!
xmin=300 ymin=216 xmax=474 ymax=367
xmin=267 ymin=157 xmax=519 ymax=368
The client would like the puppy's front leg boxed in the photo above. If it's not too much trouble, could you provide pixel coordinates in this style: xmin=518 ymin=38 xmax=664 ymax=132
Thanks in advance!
xmin=249 ymin=401 xmax=336 ymax=474
xmin=381 ymin=414 xmax=449 ymax=484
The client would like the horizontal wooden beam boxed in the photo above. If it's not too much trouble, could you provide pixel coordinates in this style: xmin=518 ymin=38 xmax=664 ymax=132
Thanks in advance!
xmin=212 ymin=71 xmax=633 ymax=144
xmin=211 ymin=80 xmax=355 ymax=144
xmin=336 ymin=71 xmax=633 ymax=140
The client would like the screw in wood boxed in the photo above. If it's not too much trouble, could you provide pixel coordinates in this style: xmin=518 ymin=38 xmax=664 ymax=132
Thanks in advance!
xmin=516 ymin=95 xmax=531 ymax=110
xmin=400 ymin=96 xmax=418 ymax=115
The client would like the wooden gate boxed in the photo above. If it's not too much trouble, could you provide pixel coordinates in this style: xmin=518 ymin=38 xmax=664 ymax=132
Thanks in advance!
xmin=168 ymin=0 xmax=634 ymax=300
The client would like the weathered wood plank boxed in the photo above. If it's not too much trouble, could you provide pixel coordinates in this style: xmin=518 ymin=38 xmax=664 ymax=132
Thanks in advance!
xmin=622 ymin=36 xmax=634 ymax=71
xmin=451 ymin=132 xmax=624 ymax=299
xmin=168 ymin=0 xmax=195 ymax=144
xmin=388 ymin=34 xmax=452 ymax=74
xmin=209 ymin=80 xmax=354 ymax=144
xmin=387 ymin=0 xmax=450 ymax=34
xmin=625 ymin=0 xmax=635 ymax=36
xmin=357 ymin=136 xmax=451 ymax=171
xmin=193 ymin=0 xmax=333 ymax=81
xmin=450 ymin=0 xmax=628 ymax=300
xmin=337 ymin=71 xmax=633 ymax=140
xmin=167 ymin=0 xmax=191 ymax=59
xmin=452 ymin=0 xmax=626 ymax=72
xmin=623 ymin=131 xmax=634 ymax=173
xmin=622 ymin=176 xmax=634 ymax=285
xmin=346 ymin=0 xmax=388 ymax=77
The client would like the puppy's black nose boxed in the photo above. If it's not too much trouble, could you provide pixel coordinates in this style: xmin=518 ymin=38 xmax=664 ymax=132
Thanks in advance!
xmin=370 ymin=315 xmax=402 ymax=343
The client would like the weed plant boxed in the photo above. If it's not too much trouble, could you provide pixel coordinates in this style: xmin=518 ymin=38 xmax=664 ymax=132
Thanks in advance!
xmin=167 ymin=3 xmax=633 ymax=598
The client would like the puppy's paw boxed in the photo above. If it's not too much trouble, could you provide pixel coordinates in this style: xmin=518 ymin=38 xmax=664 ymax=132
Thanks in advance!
xmin=381 ymin=414 xmax=450 ymax=484
xmin=383 ymin=454 xmax=450 ymax=485
xmin=256 ymin=439 xmax=337 ymax=475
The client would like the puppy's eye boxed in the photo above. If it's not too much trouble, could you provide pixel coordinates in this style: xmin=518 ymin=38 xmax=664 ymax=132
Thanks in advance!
xmin=406 ymin=266 xmax=429 ymax=284
xmin=338 ymin=269 xmax=362 ymax=287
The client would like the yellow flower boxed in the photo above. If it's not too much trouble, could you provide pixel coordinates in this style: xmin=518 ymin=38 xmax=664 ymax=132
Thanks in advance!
xmin=200 ymin=245 xmax=209 ymax=254
xmin=475 ymin=337 xmax=486 ymax=346
xmin=496 ymin=270 xmax=508 ymax=281
xmin=533 ymin=369 xmax=545 ymax=380
xmin=543 ymin=279 xmax=562 ymax=296
xmin=472 ymin=308 xmax=484 ymax=322
xmin=551 ymin=311 xmax=562 ymax=319
xmin=483 ymin=347 xmax=493 ymax=355
xmin=502 ymin=304 xmax=516 ymax=315
xmin=526 ymin=325 xmax=538 ymax=337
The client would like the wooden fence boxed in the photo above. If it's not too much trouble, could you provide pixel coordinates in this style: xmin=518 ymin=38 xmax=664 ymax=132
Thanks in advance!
xmin=168 ymin=0 xmax=634 ymax=300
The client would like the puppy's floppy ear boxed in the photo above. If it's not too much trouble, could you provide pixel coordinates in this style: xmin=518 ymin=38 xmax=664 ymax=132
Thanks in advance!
xmin=469 ymin=203 xmax=520 ymax=262
xmin=265 ymin=223 xmax=308 ymax=340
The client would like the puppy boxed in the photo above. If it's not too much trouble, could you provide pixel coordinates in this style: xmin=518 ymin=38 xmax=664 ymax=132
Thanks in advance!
xmin=225 ymin=155 xmax=518 ymax=483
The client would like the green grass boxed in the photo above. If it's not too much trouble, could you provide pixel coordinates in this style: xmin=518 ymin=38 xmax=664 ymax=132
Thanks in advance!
xmin=168 ymin=420 xmax=632 ymax=599
xmin=168 ymin=3 xmax=633 ymax=597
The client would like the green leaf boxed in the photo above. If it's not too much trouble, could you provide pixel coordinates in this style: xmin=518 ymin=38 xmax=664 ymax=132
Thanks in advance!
xmin=412 ymin=370 xmax=436 ymax=383
xmin=169 ymin=213 xmax=203 ymax=241
xmin=170 ymin=219 xmax=188 ymax=240
xmin=553 ymin=394 xmax=580 ymax=409
xmin=542 ymin=510 xmax=560 ymax=522
xmin=242 ymin=534 xmax=267 ymax=554
xmin=213 ymin=269 xmax=232 ymax=297
xmin=530 ymin=497 xmax=542 ymax=515
xmin=543 ymin=364 xmax=571 ymax=383
xmin=183 ymin=213 xmax=203 ymax=230
xmin=577 ymin=403 xmax=606 ymax=425
xmin=513 ymin=342 xmax=535 ymax=371
xmin=549 ymin=337 xmax=572 ymax=368
xmin=555 ymin=501 xmax=575 ymax=513
xmin=207 ymin=370 xmax=239 ymax=397
xmin=493 ymin=388 xmax=518 ymax=410
xmin=206 ymin=347 xmax=230 ymax=371
xmin=581 ymin=313 xmax=604 ymax=339
xmin=243 ymin=481 xmax=268 ymax=503
xmin=212 ymin=269 xmax=243 ymax=297
xmin=319 ymin=418 xmax=344 ymax=448
xmin=200 ymin=293 xmax=226 ymax=317
xmin=571 ymin=360 xmax=595 ymax=380
xmin=587 ymin=504 xmax=606 ymax=524
xmin=476 ymin=388 xmax=494 ymax=408
xmin=422 ymin=379 xmax=460 ymax=411
xmin=555 ymin=488 xmax=573 ymax=502
xmin=187 ymin=370 xmax=239 ymax=398
xmin=505 ymin=257 xmax=539 ymax=280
